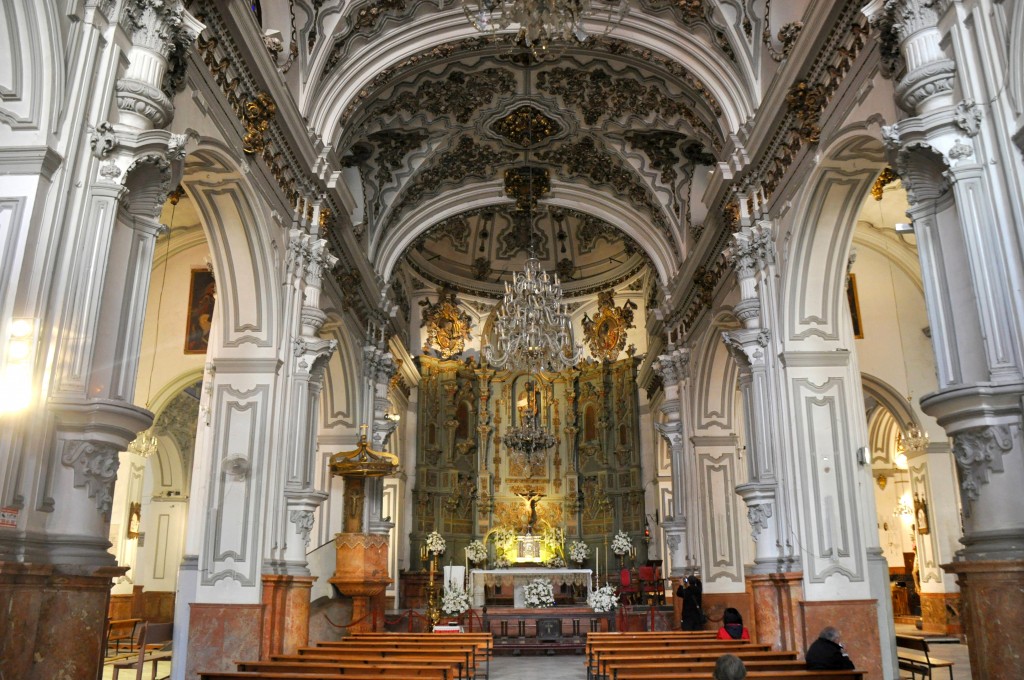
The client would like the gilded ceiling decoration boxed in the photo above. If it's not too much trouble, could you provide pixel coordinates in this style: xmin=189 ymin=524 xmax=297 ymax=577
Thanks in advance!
xmin=392 ymin=136 xmax=517 ymax=213
xmin=623 ymin=130 xmax=690 ymax=184
xmin=377 ymin=69 xmax=517 ymax=124
xmin=581 ymin=291 xmax=637 ymax=361
xmin=503 ymin=166 xmax=551 ymax=210
xmin=420 ymin=290 xmax=473 ymax=359
xmin=537 ymin=68 xmax=716 ymax=145
xmin=365 ymin=129 xmax=430 ymax=186
xmin=871 ymin=167 xmax=900 ymax=201
xmin=535 ymin=137 xmax=672 ymax=238
xmin=491 ymin=106 xmax=562 ymax=147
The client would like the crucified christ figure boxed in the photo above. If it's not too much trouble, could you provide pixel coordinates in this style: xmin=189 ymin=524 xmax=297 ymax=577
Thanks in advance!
xmin=517 ymin=490 xmax=545 ymax=535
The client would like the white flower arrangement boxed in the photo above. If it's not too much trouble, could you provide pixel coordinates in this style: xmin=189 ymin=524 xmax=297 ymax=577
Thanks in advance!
xmin=426 ymin=530 xmax=446 ymax=555
xmin=543 ymin=555 xmax=566 ymax=568
xmin=568 ymin=540 xmax=590 ymax=563
xmin=522 ymin=578 xmax=556 ymax=608
xmin=465 ymin=540 xmax=487 ymax=564
xmin=493 ymin=554 xmax=511 ymax=569
xmin=440 ymin=584 xmax=471 ymax=616
xmin=611 ymin=530 xmax=632 ymax=556
xmin=587 ymin=584 xmax=619 ymax=613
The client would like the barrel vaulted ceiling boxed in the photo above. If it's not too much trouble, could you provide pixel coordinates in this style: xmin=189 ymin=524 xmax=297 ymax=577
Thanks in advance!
xmin=272 ymin=0 xmax=804 ymax=299
xmin=197 ymin=0 xmax=878 ymax=337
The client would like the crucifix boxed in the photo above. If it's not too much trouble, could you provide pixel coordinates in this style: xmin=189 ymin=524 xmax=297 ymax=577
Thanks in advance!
xmin=517 ymin=489 xmax=545 ymax=535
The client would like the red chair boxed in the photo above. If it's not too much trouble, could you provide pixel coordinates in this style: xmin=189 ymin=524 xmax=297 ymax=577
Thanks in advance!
xmin=617 ymin=568 xmax=640 ymax=604
xmin=638 ymin=565 xmax=666 ymax=605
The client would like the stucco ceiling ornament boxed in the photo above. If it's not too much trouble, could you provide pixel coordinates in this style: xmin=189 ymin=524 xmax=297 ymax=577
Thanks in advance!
xmin=461 ymin=0 xmax=628 ymax=56
xmin=420 ymin=290 xmax=474 ymax=359
xmin=581 ymin=290 xmax=637 ymax=361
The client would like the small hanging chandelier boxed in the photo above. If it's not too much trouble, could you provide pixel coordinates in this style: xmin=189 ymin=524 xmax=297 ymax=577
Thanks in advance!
xmin=503 ymin=407 xmax=557 ymax=468
xmin=462 ymin=0 xmax=627 ymax=55
xmin=128 ymin=429 xmax=159 ymax=459
xmin=896 ymin=425 xmax=929 ymax=454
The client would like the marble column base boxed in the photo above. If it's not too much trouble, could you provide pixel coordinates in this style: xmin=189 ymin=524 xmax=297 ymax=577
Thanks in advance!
xmin=800 ymin=599 xmax=882 ymax=680
xmin=184 ymin=603 xmax=263 ymax=680
xmin=261 ymin=574 xmax=315 ymax=656
xmin=748 ymin=572 xmax=803 ymax=652
xmin=943 ymin=558 xmax=1024 ymax=680
xmin=0 ymin=561 xmax=124 ymax=680
xmin=919 ymin=591 xmax=961 ymax=636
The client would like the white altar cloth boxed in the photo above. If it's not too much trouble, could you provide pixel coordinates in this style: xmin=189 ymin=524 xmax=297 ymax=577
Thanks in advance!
xmin=469 ymin=568 xmax=593 ymax=607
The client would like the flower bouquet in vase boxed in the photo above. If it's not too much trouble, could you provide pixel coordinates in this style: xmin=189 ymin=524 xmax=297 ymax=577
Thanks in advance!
xmin=568 ymin=540 xmax=590 ymax=566
xmin=611 ymin=530 xmax=632 ymax=570
xmin=522 ymin=578 xmax=556 ymax=608
xmin=465 ymin=540 xmax=487 ymax=568
xmin=587 ymin=584 xmax=619 ymax=613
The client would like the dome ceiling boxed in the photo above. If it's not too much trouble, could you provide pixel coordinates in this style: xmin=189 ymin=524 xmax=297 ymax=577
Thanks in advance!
xmin=403 ymin=204 xmax=650 ymax=298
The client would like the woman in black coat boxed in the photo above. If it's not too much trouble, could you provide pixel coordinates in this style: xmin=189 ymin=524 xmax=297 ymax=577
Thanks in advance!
xmin=676 ymin=574 xmax=704 ymax=630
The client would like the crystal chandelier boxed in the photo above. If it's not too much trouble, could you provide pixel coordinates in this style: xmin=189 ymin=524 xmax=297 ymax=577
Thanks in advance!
xmin=484 ymin=257 xmax=583 ymax=372
xmin=896 ymin=425 xmax=929 ymax=454
xmin=503 ymin=408 xmax=556 ymax=466
xmin=462 ymin=0 xmax=627 ymax=54
xmin=128 ymin=429 xmax=159 ymax=458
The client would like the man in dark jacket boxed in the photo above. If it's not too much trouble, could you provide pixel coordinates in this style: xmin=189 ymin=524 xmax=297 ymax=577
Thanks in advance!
xmin=805 ymin=627 xmax=856 ymax=670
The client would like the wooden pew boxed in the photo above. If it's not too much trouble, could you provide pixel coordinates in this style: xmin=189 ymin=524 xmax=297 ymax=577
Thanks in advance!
xmin=606 ymin=658 xmax=813 ymax=678
xmin=200 ymin=673 xmax=436 ymax=680
xmin=590 ymin=647 xmax=789 ymax=680
xmin=587 ymin=640 xmax=770 ymax=679
xmin=238 ymin=660 xmax=454 ymax=678
xmin=611 ymin=671 xmax=864 ymax=680
xmin=325 ymin=633 xmax=492 ymax=678
xmin=105 ymin=618 xmax=143 ymax=656
xmin=272 ymin=650 xmax=472 ymax=680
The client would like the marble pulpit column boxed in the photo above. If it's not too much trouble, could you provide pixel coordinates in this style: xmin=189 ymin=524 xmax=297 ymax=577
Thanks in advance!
xmin=875 ymin=2 xmax=1024 ymax=675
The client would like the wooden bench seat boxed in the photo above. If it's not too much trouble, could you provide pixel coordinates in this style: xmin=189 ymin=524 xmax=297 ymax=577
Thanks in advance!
xmin=588 ymin=641 xmax=769 ymax=679
xmin=590 ymin=649 xmax=797 ymax=679
xmin=106 ymin=618 xmax=143 ymax=655
xmin=271 ymin=651 xmax=472 ymax=680
xmin=200 ymin=673 xmax=438 ymax=680
xmin=335 ymin=632 xmax=492 ymax=678
xmin=610 ymin=671 xmax=864 ymax=680
xmin=237 ymin=660 xmax=454 ymax=678
xmin=605 ymin=659 xmax=813 ymax=678
xmin=896 ymin=635 xmax=954 ymax=680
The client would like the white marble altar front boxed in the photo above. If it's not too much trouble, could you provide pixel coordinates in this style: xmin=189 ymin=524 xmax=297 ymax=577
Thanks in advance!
xmin=470 ymin=568 xmax=593 ymax=607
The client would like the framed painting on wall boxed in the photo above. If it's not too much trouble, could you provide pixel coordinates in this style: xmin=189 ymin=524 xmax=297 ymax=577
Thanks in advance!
xmin=184 ymin=269 xmax=216 ymax=354
xmin=847 ymin=273 xmax=864 ymax=339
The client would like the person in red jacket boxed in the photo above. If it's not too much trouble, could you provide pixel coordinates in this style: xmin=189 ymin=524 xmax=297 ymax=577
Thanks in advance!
xmin=716 ymin=607 xmax=750 ymax=640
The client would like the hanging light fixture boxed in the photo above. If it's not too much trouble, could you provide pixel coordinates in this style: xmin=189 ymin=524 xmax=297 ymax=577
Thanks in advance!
xmin=502 ymin=378 xmax=556 ymax=467
xmin=462 ymin=0 xmax=627 ymax=56
xmin=128 ymin=430 xmax=159 ymax=459
xmin=483 ymin=64 xmax=583 ymax=374
xmin=896 ymin=425 xmax=929 ymax=454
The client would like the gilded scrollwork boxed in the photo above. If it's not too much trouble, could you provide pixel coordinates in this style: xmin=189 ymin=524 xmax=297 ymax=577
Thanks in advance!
xmin=420 ymin=291 xmax=473 ymax=359
xmin=581 ymin=291 xmax=637 ymax=362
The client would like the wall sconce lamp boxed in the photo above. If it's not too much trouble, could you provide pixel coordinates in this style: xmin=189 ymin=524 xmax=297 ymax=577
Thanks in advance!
xmin=1 ymin=318 xmax=37 ymax=415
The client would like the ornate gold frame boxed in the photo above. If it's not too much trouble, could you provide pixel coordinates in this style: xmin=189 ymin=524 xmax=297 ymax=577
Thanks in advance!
xmin=581 ymin=291 xmax=637 ymax=362
xmin=420 ymin=291 xmax=473 ymax=359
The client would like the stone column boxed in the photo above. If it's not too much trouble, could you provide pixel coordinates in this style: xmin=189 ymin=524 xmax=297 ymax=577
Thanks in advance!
xmin=0 ymin=3 xmax=200 ymax=678
xmin=721 ymin=222 xmax=788 ymax=574
xmin=652 ymin=348 xmax=694 ymax=576
xmin=877 ymin=2 xmax=1024 ymax=675
xmin=362 ymin=343 xmax=398 ymax=536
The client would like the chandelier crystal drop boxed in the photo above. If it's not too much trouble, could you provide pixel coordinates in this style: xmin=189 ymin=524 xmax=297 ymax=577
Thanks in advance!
xmin=896 ymin=425 xmax=929 ymax=454
xmin=128 ymin=429 xmax=159 ymax=459
xmin=462 ymin=0 xmax=627 ymax=54
xmin=484 ymin=256 xmax=584 ymax=373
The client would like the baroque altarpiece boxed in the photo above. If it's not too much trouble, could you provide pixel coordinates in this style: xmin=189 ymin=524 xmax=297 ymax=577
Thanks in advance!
xmin=410 ymin=355 xmax=647 ymax=569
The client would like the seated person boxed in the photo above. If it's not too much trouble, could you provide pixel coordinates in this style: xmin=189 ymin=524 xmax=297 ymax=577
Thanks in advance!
xmin=805 ymin=626 xmax=856 ymax=670
xmin=713 ymin=653 xmax=747 ymax=680
xmin=717 ymin=607 xmax=750 ymax=640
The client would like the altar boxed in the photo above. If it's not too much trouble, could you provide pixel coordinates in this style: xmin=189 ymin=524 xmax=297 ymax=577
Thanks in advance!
xmin=470 ymin=568 xmax=593 ymax=607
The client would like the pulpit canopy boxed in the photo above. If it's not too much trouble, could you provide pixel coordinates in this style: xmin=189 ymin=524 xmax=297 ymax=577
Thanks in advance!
xmin=328 ymin=435 xmax=398 ymax=478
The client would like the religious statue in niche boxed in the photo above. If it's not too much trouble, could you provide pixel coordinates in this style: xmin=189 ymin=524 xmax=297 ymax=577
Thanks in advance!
xmin=581 ymin=291 xmax=637 ymax=361
xmin=914 ymin=494 xmax=930 ymax=535
xmin=127 ymin=502 xmax=142 ymax=539
xmin=420 ymin=290 xmax=473 ymax=359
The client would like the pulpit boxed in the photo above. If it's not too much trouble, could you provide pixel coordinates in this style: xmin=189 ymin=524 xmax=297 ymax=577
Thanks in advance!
xmin=328 ymin=434 xmax=398 ymax=632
